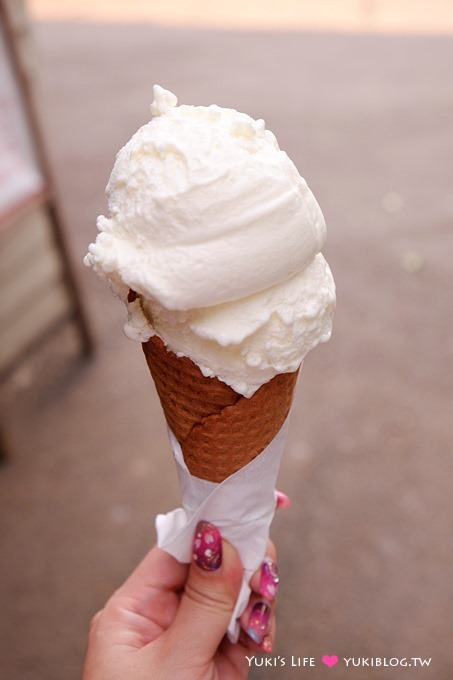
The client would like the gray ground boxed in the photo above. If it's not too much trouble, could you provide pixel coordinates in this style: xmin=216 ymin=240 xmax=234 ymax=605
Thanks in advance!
xmin=1 ymin=21 xmax=452 ymax=680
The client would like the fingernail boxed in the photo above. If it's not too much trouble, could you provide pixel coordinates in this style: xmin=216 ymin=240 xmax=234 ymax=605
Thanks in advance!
xmin=261 ymin=634 xmax=273 ymax=654
xmin=275 ymin=490 xmax=291 ymax=509
xmin=259 ymin=558 xmax=279 ymax=600
xmin=193 ymin=521 xmax=222 ymax=571
xmin=246 ymin=601 xmax=271 ymax=644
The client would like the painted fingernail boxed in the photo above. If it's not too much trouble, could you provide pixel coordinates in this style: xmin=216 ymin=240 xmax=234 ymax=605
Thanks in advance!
xmin=261 ymin=634 xmax=273 ymax=654
xmin=246 ymin=601 xmax=271 ymax=644
xmin=259 ymin=558 xmax=279 ymax=600
xmin=193 ymin=521 xmax=222 ymax=571
xmin=275 ymin=490 xmax=291 ymax=509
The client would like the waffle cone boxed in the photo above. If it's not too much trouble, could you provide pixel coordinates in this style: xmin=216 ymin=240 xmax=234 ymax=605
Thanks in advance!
xmin=142 ymin=334 xmax=299 ymax=482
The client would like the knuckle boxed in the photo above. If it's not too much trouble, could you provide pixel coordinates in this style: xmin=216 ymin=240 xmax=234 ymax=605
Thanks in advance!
xmin=88 ymin=609 xmax=104 ymax=637
xmin=185 ymin=579 xmax=235 ymax=616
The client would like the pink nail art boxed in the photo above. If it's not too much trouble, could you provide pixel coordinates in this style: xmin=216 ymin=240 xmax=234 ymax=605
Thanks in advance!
xmin=193 ymin=521 xmax=222 ymax=571
xmin=259 ymin=558 xmax=279 ymax=600
xmin=261 ymin=635 xmax=273 ymax=653
xmin=275 ymin=490 xmax=291 ymax=509
xmin=246 ymin=601 xmax=270 ymax=644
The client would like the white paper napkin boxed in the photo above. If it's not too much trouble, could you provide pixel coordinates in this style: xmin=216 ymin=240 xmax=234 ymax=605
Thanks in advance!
xmin=155 ymin=419 xmax=289 ymax=641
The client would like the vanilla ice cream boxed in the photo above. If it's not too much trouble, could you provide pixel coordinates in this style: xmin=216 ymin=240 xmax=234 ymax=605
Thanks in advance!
xmin=85 ymin=85 xmax=335 ymax=396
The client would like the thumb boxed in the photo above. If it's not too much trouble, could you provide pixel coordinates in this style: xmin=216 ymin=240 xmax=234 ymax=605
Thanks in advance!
xmin=166 ymin=521 xmax=243 ymax=662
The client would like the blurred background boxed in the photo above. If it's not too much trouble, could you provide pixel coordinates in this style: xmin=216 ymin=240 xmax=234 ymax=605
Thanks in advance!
xmin=0 ymin=0 xmax=452 ymax=678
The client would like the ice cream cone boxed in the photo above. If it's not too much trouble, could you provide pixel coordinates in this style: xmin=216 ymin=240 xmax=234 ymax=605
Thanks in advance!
xmin=142 ymin=334 xmax=299 ymax=482
xmin=85 ymin=88 xmax=334 ymax=640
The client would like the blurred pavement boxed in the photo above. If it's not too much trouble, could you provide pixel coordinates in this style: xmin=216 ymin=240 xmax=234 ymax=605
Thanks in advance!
xmin=1 ymin=10 xmax=452 ymax=680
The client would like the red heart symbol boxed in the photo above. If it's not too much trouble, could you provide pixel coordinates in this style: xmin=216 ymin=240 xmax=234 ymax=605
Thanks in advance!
xmin=321 ymin=655 xmax=339 ymax=668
